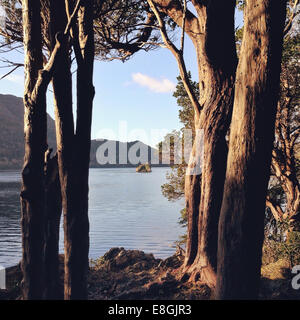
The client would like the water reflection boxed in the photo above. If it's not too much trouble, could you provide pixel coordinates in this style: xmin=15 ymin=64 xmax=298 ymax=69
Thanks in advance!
xmin=0 ymin=172 xmax=21 ymax=267
xmin=0 ymin=168 xmax=184 ymax=268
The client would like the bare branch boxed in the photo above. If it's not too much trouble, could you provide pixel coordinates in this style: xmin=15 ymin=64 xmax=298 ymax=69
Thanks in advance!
xmin=0 ymin=64 xmax=22 ymax=80
xmin=30 ymin=0 xmax=82 ymax=103
xmin=284 ymin=0 xmax=299 ymax=36
xmin=266 ymin=196 xmax=284 ymax=222
xmin=147 ymin=0 xmax=201 ymax=121
xmin=180 ymin=0 xmax=186 ymax=53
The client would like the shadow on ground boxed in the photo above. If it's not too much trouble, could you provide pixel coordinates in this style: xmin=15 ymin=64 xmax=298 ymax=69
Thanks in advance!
xmin=0 ymin=249 xmax=299 ymax=300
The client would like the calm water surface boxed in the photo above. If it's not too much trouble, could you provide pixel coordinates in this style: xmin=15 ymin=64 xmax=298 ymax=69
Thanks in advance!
xmin=0 ymin=168 xmax=184 ymax=267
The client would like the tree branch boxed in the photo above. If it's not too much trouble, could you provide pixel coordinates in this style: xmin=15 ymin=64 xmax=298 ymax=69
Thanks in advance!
xmin=30 ymin=0 xmax=82 ymax=104
xmin=266 ymin=196 xmax=284 ymax=222
xmin=151 ymin=0 xmax=200 ymax=41
xmin=180 ymin=0 xmax=187 ymax=53
xmin=147 ymin=0 xmax=201 ymax=120
xmin=284 ymin=0 xmax=299 ymax=36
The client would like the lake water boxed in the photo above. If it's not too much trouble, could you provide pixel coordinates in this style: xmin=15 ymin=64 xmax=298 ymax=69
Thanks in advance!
xmin=0 ymin=168 xmax=184 ymax=267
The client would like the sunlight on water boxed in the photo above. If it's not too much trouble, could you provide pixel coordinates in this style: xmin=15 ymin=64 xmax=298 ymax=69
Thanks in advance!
xmin=0 ymin=168 xmax=184 ymax=267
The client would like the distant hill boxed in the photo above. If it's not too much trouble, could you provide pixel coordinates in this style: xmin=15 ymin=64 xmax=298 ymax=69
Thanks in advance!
xmin=0 ymin=94 xmax=168 ymax=169
xmin=90 ymin=139 xmax=165 ymax=168
xmin=0 ymin=94 xmax=56 ymax=169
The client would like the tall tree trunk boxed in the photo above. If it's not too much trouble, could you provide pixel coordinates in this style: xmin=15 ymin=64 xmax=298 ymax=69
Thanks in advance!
xmin=216 ymin=0 xmax=287 ymax=299
xmin=44 ymin=152 xmax=62 ymax=299
xmin=183 ymin=1 xmax=237 ymax=286
xmin=63 ymin=0 xmax=95 ymax=300
xmin=48 ymin=0 xmax=76 ymax=300
xmin=152 ymin=0 xmax=237 ymax=286
xmin=20 ymin=0 xmax=47 ymax=300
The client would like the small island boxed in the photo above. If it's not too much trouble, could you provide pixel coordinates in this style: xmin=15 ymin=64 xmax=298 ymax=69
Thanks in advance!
xmin=136 ymin=163 xmax=152 ymax=173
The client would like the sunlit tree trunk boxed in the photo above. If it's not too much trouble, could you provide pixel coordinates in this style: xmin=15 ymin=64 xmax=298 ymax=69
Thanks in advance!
xmin=152 ymin=0 xmax=237 ymax=287
xmin=216 ymin=0 xmax=287 ymax=299
xmin=183 ymin=1 xmax=237 ymax=286
xmin=20 ymin=0 xmax=47 ymax=300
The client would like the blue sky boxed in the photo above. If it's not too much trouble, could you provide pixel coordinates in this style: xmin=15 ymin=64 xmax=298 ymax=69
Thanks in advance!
xmin=0 ymin=8 xmax=243 ymax=147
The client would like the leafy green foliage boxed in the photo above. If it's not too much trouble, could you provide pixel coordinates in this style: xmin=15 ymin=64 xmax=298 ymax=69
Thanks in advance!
xmin=161 ymin=163 xmax=185 ymax=201
xmin=263 ymin=230 xmax=300 ymax=267
xmin=160 ymin=72 xmax=198 ymax=235
xmin=173 ymin=72 xmax=198 ymax=131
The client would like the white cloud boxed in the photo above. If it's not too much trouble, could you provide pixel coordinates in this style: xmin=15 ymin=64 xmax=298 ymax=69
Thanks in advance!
xmin=0 ymin=74 xmax=23 ymax=85
xmin=132 ymin=73 xmax=175 ymax=93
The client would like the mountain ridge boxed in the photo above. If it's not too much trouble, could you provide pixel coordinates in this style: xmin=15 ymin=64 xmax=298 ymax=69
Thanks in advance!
xmin=0 ymin=94 xmax=166 ymax=169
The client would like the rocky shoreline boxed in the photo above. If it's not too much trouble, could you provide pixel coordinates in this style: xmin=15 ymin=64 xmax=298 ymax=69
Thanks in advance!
xmin=0 ymin=247 xmax=210 ymax=300
xmin=0 ymin=247 xmax=299 ymax=300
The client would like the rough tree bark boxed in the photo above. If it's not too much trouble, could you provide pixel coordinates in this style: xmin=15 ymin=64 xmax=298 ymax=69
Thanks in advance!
xmin=21 ymin=0 xmax=80 ymax=299
xmin=48 ymin=0 xmax=75 ymax=300
xmin=20 ymin=0 xmax=47 ymax=300
xmin=267 ymin=101 xmax=300 ymax=232
xmin=44 ymin=151 xmax=62 ymax=299
xmin=216 ymin=0 xmax=287 ymax=299
xmin=62 ymin=0 xmax=95 ymax=300
xmin=152 ymin=0 xmax=237 ymax=286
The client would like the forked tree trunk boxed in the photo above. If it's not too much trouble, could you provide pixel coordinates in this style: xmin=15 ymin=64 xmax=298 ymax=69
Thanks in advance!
xmin=48 ymin=0 xmax=74 ymax=300
xmin=20 ymin=0 xmax=47 ymax=300
xmin=63 ymin=0 xmax=95 ymax=300
xmin=48 ymin=0 xmax=94 ymax=300
xmin=44 ymin=152 xmax=62 ymax=299
xmin=183 ymin=1 xmax=237 ymax=286
xmin=48 ymin=0 xmax=81 ymax=300
xmin=216 ymin=0 xmax=287 ymax=299
xmin=152 ymin=0 xmax=237 ymax=286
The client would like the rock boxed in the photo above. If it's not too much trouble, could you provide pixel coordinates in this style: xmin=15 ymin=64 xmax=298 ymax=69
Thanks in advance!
xmin=136 ymin=163 xmax=151 ymax=173
xmin=159 ymin=254 xmax=183 ymax=269
xmin=103 ymin=247 xmax=124 ymax=261
xmin=98 ymin=247 xmax=158 ymax=272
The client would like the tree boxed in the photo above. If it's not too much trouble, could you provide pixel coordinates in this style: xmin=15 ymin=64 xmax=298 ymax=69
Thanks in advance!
xmin=45 ymin=0 xmax=95 ymax=300
xmin=0 ymin=0 xmax=159 ymax=67
xmin=0 ymin=0 xmax=158 ymax=300
xmin=18 ymin=0 xmax=93 ymax=300
xmin=149 ymin=0 xmax=238 ymax=287
xmin=162 ymin=21 xmax=300 ymax=298
xmin=20 ymin=0 xmax=77 ymax=299
xmin=266 ymin=34 xmax=300 ymax=233
xmin=173 ymin=73 xmax=198 ymax=132
xmin=44 ymin=152 xmax=62 ymax=299
xmin=20 ymin=0 xmax=47 ymax=300
xmin=47 ymin=0 xmax=76 ymax=300
xmin=155 ymin=1 xmax=298 ymax=297
xmin=93 ymin=0 xmax=159 ymax=61
xmin=216 ymin=0 xmax=287 ymax=299
xmin=64 ymin=0 xmax=95 ymax=300
xmin=163 ymin=34 xmax=300 ymax=240
xmin=161 ymin=74 xmax=198 ymax=241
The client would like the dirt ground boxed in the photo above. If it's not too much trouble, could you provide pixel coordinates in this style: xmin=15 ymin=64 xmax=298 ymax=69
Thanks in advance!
xmin=0 ymin=247 xmax=299 ymax=300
